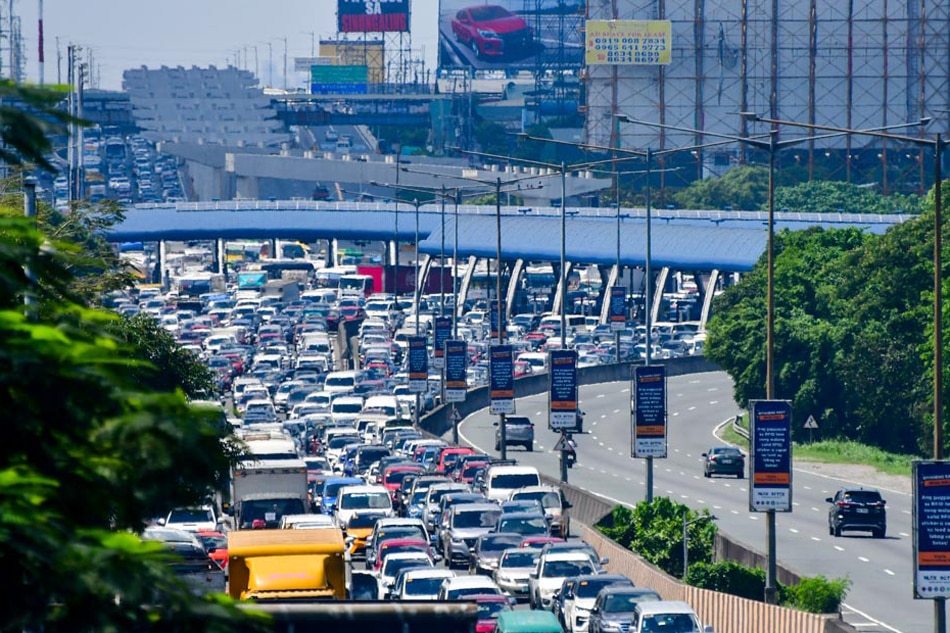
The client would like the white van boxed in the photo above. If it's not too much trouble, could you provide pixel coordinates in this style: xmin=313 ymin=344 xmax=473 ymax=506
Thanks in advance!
xmin=323 ymin=370 xmax=365 ymax=394
xmin=483 ymin=465 xmax=541 ymax=501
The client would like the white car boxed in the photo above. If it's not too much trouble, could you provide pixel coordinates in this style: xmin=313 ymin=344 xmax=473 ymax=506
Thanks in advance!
xmin=391 ymin=567 xmax=455 ymax=601
xmin=379 ymin=551 xmax=434 ymax=597
xmin=529 ymin=551 xmax=598 ymax=610
xmin=162 ymin=505 xmax=217 ymax=532
xmin=335 ymin=484 xmax=393 ymax=527
xmin=437 ymin=575 xmax=504 ymax=601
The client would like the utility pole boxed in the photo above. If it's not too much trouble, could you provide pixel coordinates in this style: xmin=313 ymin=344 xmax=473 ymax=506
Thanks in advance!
xmin=282 ymin=37 xmax=288 ymax=90
xmin=55 ymin=36 xmax=60 ymax=84
xmin=37 ymin=0 xmax=44 ymax=85
xmin=268 ymin=42 xmax=273 ymax=87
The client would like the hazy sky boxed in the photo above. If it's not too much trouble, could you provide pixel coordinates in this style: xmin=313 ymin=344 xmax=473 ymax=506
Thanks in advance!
xmin=17 ymin=0 xmax=439 ymax=91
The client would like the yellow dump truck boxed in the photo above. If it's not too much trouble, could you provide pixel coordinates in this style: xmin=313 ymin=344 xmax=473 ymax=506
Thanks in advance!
xmin=227 ymin=528 xmax=346 ymax=601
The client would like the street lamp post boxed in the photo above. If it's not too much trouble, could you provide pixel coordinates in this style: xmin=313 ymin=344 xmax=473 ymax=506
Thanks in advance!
xmin=620 ymin=112 xmax=932 ymax=605
xmin=683 ymin=509 xmax=718 ymax=578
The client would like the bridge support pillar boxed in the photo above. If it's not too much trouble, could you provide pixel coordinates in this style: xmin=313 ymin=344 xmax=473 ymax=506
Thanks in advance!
xmin=328 ymin=239 xmax=338 ymax=267
xmin=214 ymin=239 xmax=226 ymax=276
xmin=457 ymin=256 xmax=478 ymax=316
xmin=158 ymin=240 xmax=169 ymax=291
xmin=699 ymin=270 xmax=720 ymax=329
xmin=505 ymin=259 xmax=525 ymax=321
xmin=651 ymin=267 xmax=670 ymax=325
xmin=599 ymin=264 xmax=620 ymax=324
xmin=553 ymin=261 xmax=573 ymax=317
xmin=235 ymin=175 xmax=259 ymax=200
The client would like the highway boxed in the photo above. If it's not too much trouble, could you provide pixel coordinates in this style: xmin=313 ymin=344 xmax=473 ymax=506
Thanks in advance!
xmin=457 ymin=371 xmax=923 ymax=633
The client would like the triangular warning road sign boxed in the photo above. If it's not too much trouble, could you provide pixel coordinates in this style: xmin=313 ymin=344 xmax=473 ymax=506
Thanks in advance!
xmin=804 ymin=415 xmax=818 ymax=429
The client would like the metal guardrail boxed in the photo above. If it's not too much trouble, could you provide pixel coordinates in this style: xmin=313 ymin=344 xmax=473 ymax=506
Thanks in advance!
xmin=732 ymin=414 xmax=750 ymax=439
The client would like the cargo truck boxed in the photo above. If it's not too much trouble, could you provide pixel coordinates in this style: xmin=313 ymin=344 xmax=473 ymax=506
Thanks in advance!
xmin=227 ymin=458 xmax=309 ymax=530
xmin=227 ymin=528 xmax=346 ymax=601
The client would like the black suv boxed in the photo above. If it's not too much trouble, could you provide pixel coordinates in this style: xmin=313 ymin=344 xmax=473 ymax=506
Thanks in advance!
xmin=826 ymin=488 xmax=887 ymax=538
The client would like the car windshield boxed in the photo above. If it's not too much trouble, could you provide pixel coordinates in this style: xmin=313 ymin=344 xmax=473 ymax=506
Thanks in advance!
xmin=498 ymin=516 xmax=548 ymax=535
xmin=350 ymin=574 xmax=378 ymax=600
xmin=500 ymin=551 xmax=540 ymax=567
xmin=603 ymin=592 xmax=660 ymax=612
xmin=469 ymin=5 xmax=510 ymax=20
xmin=711 ymin=447 xmax=742 ymax=457
xmin=576 ymin=578 xmax=625 ymax=598
xmin=340 ymin=492 xmax=391 ymax=510
xmin=640 ymin=613 xmax=699 ymax=632
xmin=384 ymin=557 xmax=431 ymax=577
xmin=404 ymin=576 xmax=447 ymax=596
xmin=168 ymin=509 xmax=213 ymax=523
xmin=196 ymin=533 xmax=227 ymax=550
xmin=454 ymin=510 xmax=501 ymax=529
xmin=328 ymin=435 xmax=360 ymax=448
xmin=378 ymin=527 xmax=427 ymax=543
xmin=386 ymin=469 xmax=420 ymax=484
xmin=842 ymin=490 xmax=882 ymax=503
xmin=324 ymin=481 xmax=359 ymax=497
xmin=543 ymin=559 xmax=595 ymax=578
xmin=348 ymin=514 xmax=384 ymax=529
xmin=491 ymin=473 xmax=540 ymax=489
xmin=333 ymin=402 xmax=364 ymax=413
xmin=477 ymin=601 xmax=510 ymax=620
xmin=514 ymin=491 xmax=561 ymax=509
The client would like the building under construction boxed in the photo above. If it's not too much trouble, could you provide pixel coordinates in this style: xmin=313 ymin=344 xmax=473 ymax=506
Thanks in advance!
xmin=584 ymin=0 xmax=949 ymax=194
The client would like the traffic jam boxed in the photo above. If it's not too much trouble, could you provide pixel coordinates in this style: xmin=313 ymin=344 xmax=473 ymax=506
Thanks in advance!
xmin=126 ymin=239 xmax=713 ymax=633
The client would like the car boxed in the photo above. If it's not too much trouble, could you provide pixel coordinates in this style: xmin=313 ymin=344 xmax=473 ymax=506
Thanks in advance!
xmin=826 ymin=487 xmax=887 ymax=538
xmin=561 ymin=574 xmax=635 ymax=633
xmin=379 ymin=551 xmax=435 ymax=598
xmin=390 ymin=567 xmax=456 ymax=601
xmin=371 ymin=537 xmax=435 ymax=572
xmin=492 ymin=547 xmax=541 ymax=600
xmin=450 ymin=5 xmax=534 ymax=60
xmin=494 ymin=416 xmax=534 ymax=451
xmin=469 ymin=532 xmax=525 ymax=576
xmin=508 ymin=485 xmax=573 ymax=538
xmin=701 ymin=446 xmax=746 ymax=478
xmin=528 ymin=551 xmax=599 ymax=610
xmin=141 ymin=526 xmax=226 ymax=596
xmin=495 ymin=511 xmax=550 ymax=537
xmin=441 ymin=502 xmax=504 ymax=568
xmin=162 ymin=505 xmax=217 ymax=532
xmin=587 ymin=586 xmax=664 ymax=633
xmin=630 ymin=600 xmax=713 ymax=633
xmin=194 ymin=530 xmax=228 ymax=571
xmin=472 ymin=593 xmax=514 ymax=633
xmin=437 ymin=575 xmax=505 ymax=601
xmin=363 ymin=518 xmax=431 ymax=568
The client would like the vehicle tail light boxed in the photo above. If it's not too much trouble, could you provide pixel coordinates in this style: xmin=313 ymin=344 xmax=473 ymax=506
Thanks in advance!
xmin=836 ymin=500 xmax=851 ymax=508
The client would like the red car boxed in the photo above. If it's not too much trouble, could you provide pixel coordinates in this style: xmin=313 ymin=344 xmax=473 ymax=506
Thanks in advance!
xmin=472 ymin=593 xmax=513 ymax=633
xmin=451 ymin=5 xmax=533 ymax=59
xmin=195 ymin=530 xmax=228 ymax=571
xmin=381 ymin=464 xmax=425 ymax=500
xmin=372 ymin=537 xmax=434 ymax=572
xmin=519 ymin=536 xmax=565 ymax=549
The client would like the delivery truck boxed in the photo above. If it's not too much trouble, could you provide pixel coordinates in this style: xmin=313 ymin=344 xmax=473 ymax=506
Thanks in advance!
xmin=227 ymin=458 xmax=309 ymax=530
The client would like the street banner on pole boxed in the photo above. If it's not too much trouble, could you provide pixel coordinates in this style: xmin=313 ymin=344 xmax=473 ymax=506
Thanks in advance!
xmin=490 ymin=300 xmax=506 ymax=342
xmin=489 ymin=344 xmax=514 ymax=414
xmin=444 ymin=339 xmax=468 ymax=403
xmin=408 ymin=336 xmax=428 ymax=393
xmin=609 ymin=286 xmax=627 ymax=331
xmin=632 ymin=365 xmax=667 ymax=458
xmin=749 ymin=400 xmax=793 ymax=512
xmin=549 ymin=349 xmax=578 ymax=430
xmin=913 ymin=460 xmax=950 ymax=599
xmin=433 ymin=316 xmax=452 ymax=369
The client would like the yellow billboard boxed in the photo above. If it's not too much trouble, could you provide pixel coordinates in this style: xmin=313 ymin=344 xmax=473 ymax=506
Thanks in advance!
xmin=585 ymin=20 xmax=672 ymax=65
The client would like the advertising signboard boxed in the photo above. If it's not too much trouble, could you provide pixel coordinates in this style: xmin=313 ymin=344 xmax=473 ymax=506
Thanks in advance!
xmin=444 ymin=339 xmax=468 ymax=403
xmin=490 ymin=300 xmax=506 ymax=342
xmin=749 ymin=400 xmax=792 ymax=512
xmin=913 ymin=460 xmax=950 ymax=599
xmin=338 ymin=0 xmax=409 ymax=33
xmin=609 ymin=286 xmax=627 ymax=331
xmin=549 ymin=350 xmax=578 ymax=431
xmin=408 ymin=336 xmax=428 ymax=393
xmin=310 ymin=65 xmax=369 ymax=95
xmin=585 ymin=20 xmax=672 ymax=65
xmin=489 ymin=344 xmax=515 ymax=415
xmin=632 ymin=365 xmax=667 ymax=458
xmin=433 ymin=317 xmax=452 ymax=369
xmin=438 ymin=0 xmax=585 ymax=74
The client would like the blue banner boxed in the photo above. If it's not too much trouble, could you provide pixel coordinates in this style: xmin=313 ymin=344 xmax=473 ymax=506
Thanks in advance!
xmin=444 ymin=340 xmax=468 ymax=403
xmin=489 ymin=344 xmax=514 ymax=415
xmin=632 ymin=365 xmax=666 ymax=458
xmin=549 ymin=350 xmax=578 ymax=430
xmin=609 ymin=286 xmax=627 ymax=331
xmin=750 ymin=400 xmax=792 ymax=512
xmin=433 ymin=317 xmax=452 ymax=369
xmin=490 ymin=300 xmax=506 ymax=342
xmin=408 ymin=336 xmax=428 ymax=393
xmin=914 ymin=460 xmax=950 ymax=599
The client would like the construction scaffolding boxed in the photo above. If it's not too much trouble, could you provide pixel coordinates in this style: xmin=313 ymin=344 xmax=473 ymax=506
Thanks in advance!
xmin=584 ymin=0 xmax=949 ymax=193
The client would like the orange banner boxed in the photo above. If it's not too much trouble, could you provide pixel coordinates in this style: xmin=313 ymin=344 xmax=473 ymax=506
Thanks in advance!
xmin=636 ymin=425 xmax=665 ymax=436
xmin=918 ymin=552 xmax=950 ymax=566
xmin=754 ymin=472 xmax=791 ymax=485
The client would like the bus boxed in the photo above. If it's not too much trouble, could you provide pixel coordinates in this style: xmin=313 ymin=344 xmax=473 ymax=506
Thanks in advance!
xmin=339 ymin=273 xmax=375 ymax=299
xmin=314 ymin=265 xmax=357 ymax=289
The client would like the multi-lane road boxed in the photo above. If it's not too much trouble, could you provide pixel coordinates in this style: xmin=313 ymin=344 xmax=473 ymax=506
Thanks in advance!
xmin=457 ymin=371 xmax=923 ymax=633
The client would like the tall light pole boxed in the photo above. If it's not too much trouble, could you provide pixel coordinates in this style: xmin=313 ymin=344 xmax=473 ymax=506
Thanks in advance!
xmin=620 ymin=113 xmax=933 ymax=605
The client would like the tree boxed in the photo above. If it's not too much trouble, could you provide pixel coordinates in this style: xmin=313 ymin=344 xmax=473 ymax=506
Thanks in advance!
xmin=773 ymin=180 xmax=922 ymax=215
xmin=672 ymin=166 xmax=768 ymax=211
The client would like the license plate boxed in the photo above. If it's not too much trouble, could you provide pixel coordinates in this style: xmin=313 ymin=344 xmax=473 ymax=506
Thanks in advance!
xmin=856 ymin=508 xmax=869 ymax=514
xmin=720 ymin=459 xmax=733 ymax=464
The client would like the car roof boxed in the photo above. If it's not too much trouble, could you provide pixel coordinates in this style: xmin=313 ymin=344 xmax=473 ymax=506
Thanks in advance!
xmin=544 ymin=551 xmax=595 ymax=561
xmin=442 ymin=575 xmax=499 ymax=587
xmin=635 ymin=600 xmax=697 ymax=615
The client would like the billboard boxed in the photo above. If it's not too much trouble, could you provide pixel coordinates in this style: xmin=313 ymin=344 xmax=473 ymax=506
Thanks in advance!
xmin=549 ymin=350 xmax=578 ymax=431
xmin=338 ymin=0 xmax=409 ymax=33
xmin=444 ymin=339 xmax=468 ymax=403
xmin=585 ymin=20 xmax=672 ymax=65
xmin=310 ymin=65 xmax=369 ymax=95
xmin=489 ymin=344 xmax=515 ymax=415
xmin=438 ymin=0 xmax=585 ymax=73
xmin=631 ymin=365 xmax=667 ymax=458
xmin=408 ymin=336 xmax=428 ymax=392
xmin=749 ymin=400 xmax=793 ymax=512
xmin=913 ymin=461 xmax=950 ymax=599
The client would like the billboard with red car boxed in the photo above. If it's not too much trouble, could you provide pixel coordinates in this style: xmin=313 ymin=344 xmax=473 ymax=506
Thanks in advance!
xmin=438 ymin=0 xmax=585 ymax=73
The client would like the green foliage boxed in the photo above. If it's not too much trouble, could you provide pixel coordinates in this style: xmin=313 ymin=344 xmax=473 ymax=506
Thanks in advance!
xmin=0 ymin=81 xmax=82 ymax=171
xmin=0 ymin=213 xmax=256 ymax=631
xmin=685 ymin=561 xmax=766 ymax=601
xmin=793 ymin=440 xmax=914 ymax=476
xmin=597 ymin=499 xmax=716 ymax=578
xmin=672 ymin=166 xmax=769 ymax=211
xmin=782 ymin=576 xmax=851 ymax=614
xmin=474 ymin=119 xmax=515 ymax=158
xmin=773 ymin=180 xmax=922 ymax=215
xmin=109 ymin=313 xmax=217 ymax=399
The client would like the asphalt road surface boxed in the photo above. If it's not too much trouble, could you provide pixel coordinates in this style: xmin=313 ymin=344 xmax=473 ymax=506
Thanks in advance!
xmin=458 ymin=370 xmax=924 ymax=633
